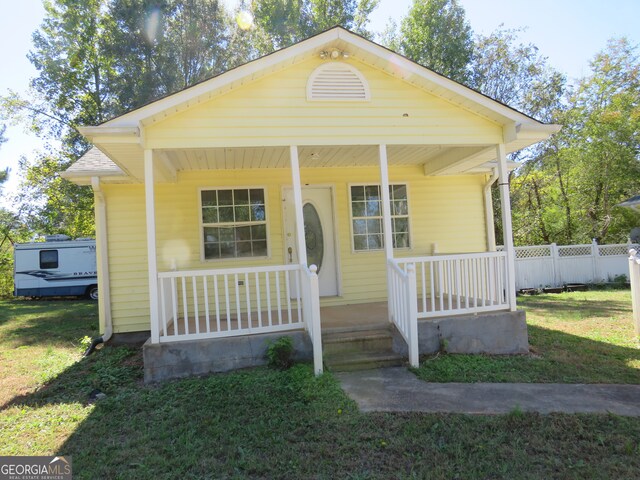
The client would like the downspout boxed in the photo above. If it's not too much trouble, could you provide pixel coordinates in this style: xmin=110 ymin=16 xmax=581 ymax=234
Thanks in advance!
xmin=84 ymin=177 xmax=113 ymax=356
xmin=484 ymin=168 xmax=499 ymax=251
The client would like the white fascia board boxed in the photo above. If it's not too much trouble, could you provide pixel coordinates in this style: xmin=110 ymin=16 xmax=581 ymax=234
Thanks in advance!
xmin=101 ymin=31 xmax=341 ymax=128
xmin=78 ymin=126 xmax=140 ymax=139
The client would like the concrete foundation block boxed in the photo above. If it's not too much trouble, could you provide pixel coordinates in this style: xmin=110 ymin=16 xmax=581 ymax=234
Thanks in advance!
xmin=392 ymin=310 xmax=529 ymax=356
xmin=143 ymin=330 xmax=312 ymax=383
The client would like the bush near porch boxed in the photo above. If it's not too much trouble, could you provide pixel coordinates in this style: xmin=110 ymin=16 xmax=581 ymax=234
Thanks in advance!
xmin=1 ymin=292 xmax=639 ymax=479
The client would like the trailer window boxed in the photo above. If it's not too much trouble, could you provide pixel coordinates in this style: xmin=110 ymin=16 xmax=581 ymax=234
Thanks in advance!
xmin=40 ymin=250 xmax=59 ymax=269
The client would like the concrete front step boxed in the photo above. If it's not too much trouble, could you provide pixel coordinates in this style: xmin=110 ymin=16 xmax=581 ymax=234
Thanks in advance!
xmin=323 ymin=328 xmax=393 ymax=356
xmin=325 ymin=351 xmax=405 ymax=372
xmin=323 ymin=325 xmax=404 ymax=371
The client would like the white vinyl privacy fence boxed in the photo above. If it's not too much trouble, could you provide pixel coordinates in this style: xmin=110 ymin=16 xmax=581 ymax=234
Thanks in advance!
xmin=498 ymin=241 xmax=638 ymax=290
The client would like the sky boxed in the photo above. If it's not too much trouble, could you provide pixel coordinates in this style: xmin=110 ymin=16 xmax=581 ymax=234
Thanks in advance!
xmin=1 ymin=0 xmax=639 ymax=201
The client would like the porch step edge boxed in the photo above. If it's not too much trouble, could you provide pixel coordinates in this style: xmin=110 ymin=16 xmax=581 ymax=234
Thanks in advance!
xmin=325 ymin=351 xmax=405 ymax=372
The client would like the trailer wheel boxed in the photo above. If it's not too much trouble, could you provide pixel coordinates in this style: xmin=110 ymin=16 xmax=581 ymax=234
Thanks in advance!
xmin=87 ymin=286 xmax=99 ymax=300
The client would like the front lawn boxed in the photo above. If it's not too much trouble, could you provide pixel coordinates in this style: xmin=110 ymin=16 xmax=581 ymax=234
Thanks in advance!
xmin=415 ymin=290 xmax=640 ymax=384
xmin=1 ymin=297 xmax=640 ymax=478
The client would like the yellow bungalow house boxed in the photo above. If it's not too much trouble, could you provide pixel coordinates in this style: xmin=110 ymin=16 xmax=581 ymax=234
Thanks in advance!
xmin=63 ymin=27 xmax=560 ymax=382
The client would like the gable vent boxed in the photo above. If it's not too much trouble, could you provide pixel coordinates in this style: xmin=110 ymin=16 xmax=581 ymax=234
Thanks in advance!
xmin=307 ymin=62 xmax=370 ymax=101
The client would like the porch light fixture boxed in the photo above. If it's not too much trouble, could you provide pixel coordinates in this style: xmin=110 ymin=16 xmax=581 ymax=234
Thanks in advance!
xmin=318 ymin=49 xmax=350 ymax=60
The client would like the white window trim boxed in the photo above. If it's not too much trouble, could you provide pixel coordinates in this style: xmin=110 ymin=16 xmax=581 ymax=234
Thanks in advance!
xmin=198 ymin=186 xmax=271 ymax=263
xmin=347 ymin=182 xmax=412 ymax=254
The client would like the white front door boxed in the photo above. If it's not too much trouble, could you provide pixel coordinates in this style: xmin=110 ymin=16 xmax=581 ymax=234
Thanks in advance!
xmin=283 ymin=186 xmax=339 ymax=296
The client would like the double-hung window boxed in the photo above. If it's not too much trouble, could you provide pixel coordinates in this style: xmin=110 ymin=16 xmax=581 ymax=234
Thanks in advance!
xmin=201 ymin=188 xmax=267 ymax=259
xmin=350 ymin=184 xmax=410 ymax=251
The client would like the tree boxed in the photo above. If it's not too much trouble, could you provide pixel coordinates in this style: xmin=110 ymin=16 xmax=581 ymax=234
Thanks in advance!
xmin=509 ymin=38 xmax=640 ymax=245
xmin=250 ymin=0 xmax=379 ymax=52
xmin=394 ymin=0 xmax=473 ymax=83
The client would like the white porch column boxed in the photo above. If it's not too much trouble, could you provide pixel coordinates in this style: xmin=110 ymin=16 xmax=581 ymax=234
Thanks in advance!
xmin=496 ymin=144 xmax=517 ymax=311
xmin=144 ymin=149 xmax=160 ymax=342
xmin=289 ymin=145 xmax=308 ymax=267
xmin=379 ymin=144 xmax=394 ymax=322
xmin=378 ymin=144 xmax=393 ymax=261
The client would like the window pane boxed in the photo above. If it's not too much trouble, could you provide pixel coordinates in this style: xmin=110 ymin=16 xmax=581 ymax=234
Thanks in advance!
xmin=204 ymin=243 xmax=220 ymax=259
xmin=218 ymin=206 xmax=234 ymax=223
xmin=353 ymin=219 xmax=367 ymax=235
xmin=218 ymin=189 xmax=233 ymax=206
xmin=392 ymin=200 xmax=408 ymax=216
xmin=352 ymin=201 xmax=366 ymax=217
xmin=354 ymin=235 xmax=368 ymax=250
xmin=253 ymin=240 xmax=267 ymax=256
xmin=394 ymin=233 xmax=409 ymax=248
xmin=202 ymin=207 xmax=218 ymax=223
xmin=203 ymin=227 xmax=219 ymax=243
xmin=237 ymin=241 xmax=252 ymax=256
xmin=251 ymin=204 xmax=265 ymax=221
xmin=351 ymin=186 xmax=365 ymax=201
xmin=250 ymin=189 xmax=265 ymax=205
xmin=40 ymin=250 xmax=58 ymax=269
xmin=201 ymin=190 xmax=217 ymax=206
xmin=393 ymin=217 xmax=409 ymax=233
xmin=366 ymin=218 xmax=382 ymax=234
xmin=365 ymin=185 xmax=380 ymax=200
xmin=391 ymin=184 xmax=407 ymax=200
xmin=234 ymin=189 xmax=249 ymax=205
xmin=366 ymin=199 xmax=380 ymax=216
xmin=219 ymin=227 xmax=235 ymax=241
xmin=234 ymin=206 xmax=250 ymax=222
xmin=367 ymin=234 xmax=383 ymax=249
xmin=236 ymin=226 xmax=251 ymax=241
xmin=251 ymin=224 xmax=266 ymax=240
xmin=220 ymin=242 xmax=235 ymax=258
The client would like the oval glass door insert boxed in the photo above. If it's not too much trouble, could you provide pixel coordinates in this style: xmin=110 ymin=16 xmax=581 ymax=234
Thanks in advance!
xmin=303 ymin=203 xmax=324 ymax=273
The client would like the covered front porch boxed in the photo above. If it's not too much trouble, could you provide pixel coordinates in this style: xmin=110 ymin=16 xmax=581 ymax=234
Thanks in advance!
xmin=138 ymin=142 xmax=518 ymax=377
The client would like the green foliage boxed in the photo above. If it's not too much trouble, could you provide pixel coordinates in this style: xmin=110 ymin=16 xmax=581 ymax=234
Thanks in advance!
xmin=265 ymin=335 xmax=295 ymax=369
xmin=395 ymin=0 xmax=473 ymax=83
xmin=511 ymin=38 xmax=640 ymax=245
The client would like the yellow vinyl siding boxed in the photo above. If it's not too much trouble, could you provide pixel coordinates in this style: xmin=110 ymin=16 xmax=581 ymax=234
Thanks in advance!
xmin=103 ymin=167 xmax=487 ymax=332
xmin=145 ymin=58 xmax=502 ymax=149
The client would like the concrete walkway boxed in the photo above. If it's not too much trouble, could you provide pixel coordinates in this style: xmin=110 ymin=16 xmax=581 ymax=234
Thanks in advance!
xmin=336 ymin=367 xmax=640 ymax=416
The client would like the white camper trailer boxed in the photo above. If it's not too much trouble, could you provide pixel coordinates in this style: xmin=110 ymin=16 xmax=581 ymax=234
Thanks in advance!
xmin=14 ymin=235 xmax=98 ymax=299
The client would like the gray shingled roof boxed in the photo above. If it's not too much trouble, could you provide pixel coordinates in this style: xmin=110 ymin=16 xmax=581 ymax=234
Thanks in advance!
xmin=64 ymin=147 xmax=124 ymax=176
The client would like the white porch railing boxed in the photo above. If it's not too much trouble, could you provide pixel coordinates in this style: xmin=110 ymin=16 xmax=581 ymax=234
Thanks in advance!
xmin=396 ymin=251 xmax=511 ymax=318
xmin=155 ymin=263 xmax=323 ymax=374
xmin=387 ymin=260 xmax=419 ymax=367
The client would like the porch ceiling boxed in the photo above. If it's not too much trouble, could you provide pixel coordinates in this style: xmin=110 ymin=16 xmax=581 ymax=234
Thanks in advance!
xmin=159 ymin=144 xmax=489 ymax=172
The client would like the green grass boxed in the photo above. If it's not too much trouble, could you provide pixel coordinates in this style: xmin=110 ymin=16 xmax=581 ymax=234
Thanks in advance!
xmin=2 ymin=296 xmax=640 ymax=478
xmin=415 ymin=290 xmax=640 ymax=384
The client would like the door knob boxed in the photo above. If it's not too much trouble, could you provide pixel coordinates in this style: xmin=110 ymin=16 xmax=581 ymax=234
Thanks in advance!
xmin=287 ymin=247 xmax=293 ymax=263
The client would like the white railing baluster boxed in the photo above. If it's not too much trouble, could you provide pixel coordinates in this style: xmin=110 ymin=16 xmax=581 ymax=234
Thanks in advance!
xmin=171 ymin=277 xmax=178 ymax=337
xmin=285 ymin=270 xmax=292 ymax=324
xmin=234 ymin=273 xmax=241 ymax=331
xmin=245 ymin=272 xmax=251 ymax=331
xmin=438 ymin=261 xmax=444 ymax=312
xmin=429 ymin=261 xmax=435 ymax=314
xmin=203 ymin=276 xmax=210 ymax=333
xmin=214 ymin=275 xmax=220 ymax=332
xmin=181 ymin=276 xmax=189 ymax=335
xmin=420 ymin=262 xmax=426 ymax=315
xmin=295 ymin=269 xmax=302 ymax=324
xmin=192 ymin=276 xmax=200 ymax=335
xmin=275 ymin=271 xmax=282 ymax=325
xmin=255 ymin=272 xmax=262 ymax=328
xmin=224 ymin=274 xmax=231 ymax=331
xmin=160 ymin=277 xmax=167 ymax=338
xmin=266 ymin=271 xmax=272 ymax=327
